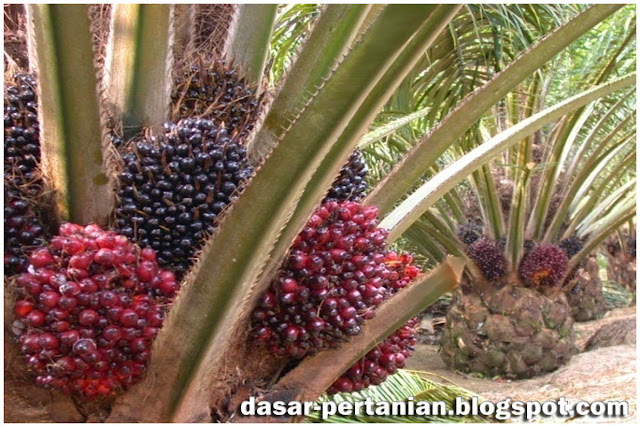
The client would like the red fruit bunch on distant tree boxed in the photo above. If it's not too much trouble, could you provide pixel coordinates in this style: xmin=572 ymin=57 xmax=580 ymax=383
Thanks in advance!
xmin=11 ymin=223 xmax=180 ymax=399
xmin=252 ymin=200 xmax=420 ymax=359
xmin=328 ymin=317 xmax=419 ymax=394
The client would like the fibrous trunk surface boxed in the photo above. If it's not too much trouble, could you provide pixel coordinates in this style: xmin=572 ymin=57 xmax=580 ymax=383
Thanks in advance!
xmin=441 ymin=283 xmax=577 ymax=379
xmin=565 ymin=255 xmax=607 ymax=322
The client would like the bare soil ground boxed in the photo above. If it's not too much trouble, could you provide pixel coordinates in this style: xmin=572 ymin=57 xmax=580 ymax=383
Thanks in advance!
xmin=407 ymin=307 xmax=636 ymax=423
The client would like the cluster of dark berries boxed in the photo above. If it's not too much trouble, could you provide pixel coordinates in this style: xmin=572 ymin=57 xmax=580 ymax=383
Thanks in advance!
xmin=328 ymin=318 xmax=418 ymax=394
xmin=559 ymin=236 xmax=583 ymax=259
xmin=171 ymin=61 xmax=262 ymax=140
xmin=466 ymin=237 xmax=507 ymax=280
xmin=114 ymin=118 xmax=253 ymax=276
xmin=4 ymin=74 xmax=51 ymax=276
xmin=519 ymin=243 xmax=568 ymax=289
xmin=324 ymin=150 xmax=368 ymax=203
xmin=12 ymin=223 xmax=180 ymax=399
xmin=4 ymin=74 xmax=40 ymax=179
xmin=4 ymin=188 xmax=48 ymax=275
xmin=252 ymin=201 xmax=420 ymax=359
xmin=456 ymin=223 xmax=483 ymax=246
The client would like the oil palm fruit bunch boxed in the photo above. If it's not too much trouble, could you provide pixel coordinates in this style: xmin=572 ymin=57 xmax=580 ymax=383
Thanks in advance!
xmin=328 ymin=317 xmax=418 ymax=394
xmin=171 ymin=60 xmax=263 ymax=140
xmin=6 ymin=3 xmax=635 ymax=422
xmin=11 ymin=223 xmax=180 ymax=399
xmin=323 ymin=149 xmax=368 ymax=203
xmin=114 ymin=118 xmax=253 ymax=276
xmin=251 ymin=200 xmax=419 ymax=358
xmin=455 ymin=223 xmax=482 ymax=246
xmin=4 ymin=74 xmax=52 ymax=275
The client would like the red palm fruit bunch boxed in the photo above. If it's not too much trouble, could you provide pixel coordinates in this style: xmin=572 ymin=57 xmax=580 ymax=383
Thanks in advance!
xmin=327 ymin=317 xmax=419 ymax=394
xmin=11 ymin=223 xmax=180 ymax=400
xmin=465 ymin=237 xmax=507 ymax=281
xmin=519 ymin=243 xmax=568 ymax=289
xmin=252 ymin=201 xmax=419 ymax=359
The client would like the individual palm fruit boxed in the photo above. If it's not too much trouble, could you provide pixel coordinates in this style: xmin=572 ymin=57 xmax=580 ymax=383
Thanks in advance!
xmin=252 ymin=201 xmax=419 ymax=359
xmin=323 ymin=150 xmax=368 ymax=203
xmin=455 ymin=223 xmax=483 ymax=246
xmin=11 ymin=223 xmax=180 ymax=400
xmin=466 ymin=238 xmax=507 ymax=281
xmin=114 ymin=118 xmax=253 ymax=276
xmin=559 ymin=236 xmax=583 ymax=259
xmin=171 ymin=60 xmax=263 ymax=140
xmin=327 ymin=318 xmax=418 ymax=394
xmin=441 ymin=284 xmax=576 ymax=379
xmin=519 ymin=243 xmax=568 ymax=289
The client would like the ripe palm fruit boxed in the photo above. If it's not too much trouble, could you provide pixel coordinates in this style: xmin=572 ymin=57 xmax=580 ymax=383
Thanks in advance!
xmin=519 ymin=243 xmax=568 ymax=289
xmin=441 ymin=283 xmax=576 ymax=379
xmin=171 ymin=60 xmax=263 ymax=140
xmin=114 ymin=118 xmax=253 ymax=276
xmin=4 ymin=74 xmax=51 ymax=275
xmin=466 ymin=238 xmax=507 ymax=281
xmin=324 ymin=150 xmax=368 ymax=203
xmin=327 ymin=318 xmax=418 ymax=394
xmin=11 ymin=223 xmax=180 ymax=400
xmin=455 ymin=223 xmax=482 ymax=246
xmin=252 ymin=201 xmax=419 ymax=359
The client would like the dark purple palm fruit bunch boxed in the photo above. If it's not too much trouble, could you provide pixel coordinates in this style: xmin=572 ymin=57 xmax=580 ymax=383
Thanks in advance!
xmin=4 ymin=74 xmax=51 ymax=275
xmin=559 ymin=236 xmax=583 ymax=259
xmin=519 ymin=243 xmax=568 ymax=289
xmin=4 ymin=187 xmax=48 ymax=275
xmin=114 ymin=118 xmax=253 ymax=277
xmin=327 ymin=317 xmax=419 ymax=394
xmin=11 ymin=223 xmax=180 ymax=400
xmin=171 ymin=60 xmax=263 ymax=140
xmin=4 ymin=74 xmax=40 ymax=176
xmin=252 ymin=200 xmax=419 ymax=359
xmin=466 ymin=237 xmax=507 ymax=281
xmin=323 ymin=150 xmax=368 ymax=203
xmin=456 ymin=223 xmax=483 ymax=246
xmin=523 ymin=239 xmax=536 ymax=254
